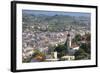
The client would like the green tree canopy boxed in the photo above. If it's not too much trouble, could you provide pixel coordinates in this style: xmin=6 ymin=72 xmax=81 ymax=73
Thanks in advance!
xmin=74 ymin=48 xmax=89 ymax=60
xmin=54 ymin=44 xmax=68 ymax=58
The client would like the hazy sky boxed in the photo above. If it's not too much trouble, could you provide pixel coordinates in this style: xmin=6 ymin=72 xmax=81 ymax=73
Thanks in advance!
xmin=22 ymin=10 xmax=91 ymax=17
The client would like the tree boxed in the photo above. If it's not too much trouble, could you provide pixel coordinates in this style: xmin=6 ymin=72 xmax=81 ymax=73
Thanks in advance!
xmin=85 ymin=33 xmax=91 ymax=41
xmin=74 ymin=48 xmax=89 ymax=60
xmin=72 ymin=34 xmax=82 ymax=45
xmin=80 ymin=43 xmax=90 ymax=54
xmin=75 ymin=33 xmax=91 ymax=60
xmin=54 ymin=44 xmax=68 ymax=58
xmin=75 ymin=34 xmax=81 ymax=41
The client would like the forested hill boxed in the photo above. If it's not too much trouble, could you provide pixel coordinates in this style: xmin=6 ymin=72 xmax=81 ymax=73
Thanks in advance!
xmin=22 ymin=13 xmax=90 ymax=32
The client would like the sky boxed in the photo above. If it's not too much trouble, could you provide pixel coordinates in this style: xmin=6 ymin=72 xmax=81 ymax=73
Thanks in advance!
xmin=22 ymin=10 xmax=91 ymax=17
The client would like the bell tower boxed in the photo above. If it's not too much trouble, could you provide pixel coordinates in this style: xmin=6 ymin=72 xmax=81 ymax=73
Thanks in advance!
xmin=65 ymin=26 xmax=72 ymax=54
xmin=67 ymin=33 xmax=71 ymax=48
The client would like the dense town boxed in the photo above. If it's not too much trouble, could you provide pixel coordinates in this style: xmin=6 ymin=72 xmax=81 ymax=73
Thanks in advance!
xmin=22 ymin=10 xmax=91 ymax=63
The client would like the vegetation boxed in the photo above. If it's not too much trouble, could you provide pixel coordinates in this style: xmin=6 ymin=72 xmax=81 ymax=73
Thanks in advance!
xmin=22 ymin=11 xmax=91 ymax=62
xmin=74 ymin=48 xmax=90 ymax=60
xmin=54 ymin=44 xmax=68 ymax=58
xmin=23 ymin=50 xmax=46 ymax=63
xmin=22 ymin=13 xmax=90 ymax=32
xmin=74 ymin=33 xmax=91 ymax=60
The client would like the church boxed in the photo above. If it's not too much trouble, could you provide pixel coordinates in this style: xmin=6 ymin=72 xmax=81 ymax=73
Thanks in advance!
xmin=53 ymin=27 xmax=79 ymax=61
xmin=61 ymin=28 xmax=79 ymax=60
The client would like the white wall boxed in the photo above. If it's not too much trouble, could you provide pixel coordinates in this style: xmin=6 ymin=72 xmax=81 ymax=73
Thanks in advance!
xmin=0 ymin=0 xmax=99 ymax=73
